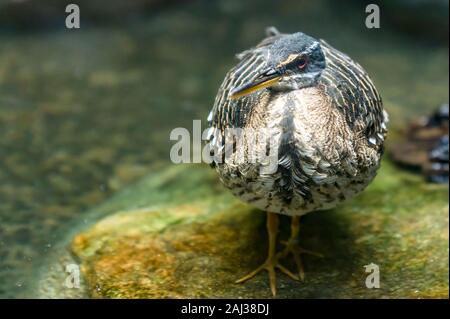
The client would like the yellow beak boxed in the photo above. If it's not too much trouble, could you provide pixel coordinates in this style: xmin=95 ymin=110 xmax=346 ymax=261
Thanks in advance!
xmin=230 ymin=75 xmax=281 ymax=99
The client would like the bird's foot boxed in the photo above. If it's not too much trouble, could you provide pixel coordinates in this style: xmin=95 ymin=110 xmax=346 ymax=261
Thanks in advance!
xmin=278 ymin=239 xmax=323 ymax=281
xmin=235 ymin=254 xmax=298 ymax=296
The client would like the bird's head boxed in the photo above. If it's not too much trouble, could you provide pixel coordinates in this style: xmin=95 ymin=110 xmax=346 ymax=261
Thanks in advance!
xmin=230 ymin=32 xmax=326 ymax=99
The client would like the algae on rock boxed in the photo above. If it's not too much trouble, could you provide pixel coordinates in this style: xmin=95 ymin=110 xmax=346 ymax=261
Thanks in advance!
xmin=69 ymin=161 xmax=449 ymax=298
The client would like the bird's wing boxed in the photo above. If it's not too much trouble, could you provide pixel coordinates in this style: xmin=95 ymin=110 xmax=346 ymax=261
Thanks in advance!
xmin=319 ymin=39 xmax=388 ymax=148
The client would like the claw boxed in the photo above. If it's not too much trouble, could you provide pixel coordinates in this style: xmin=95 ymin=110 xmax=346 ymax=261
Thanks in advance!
xmin=235 ymin=213 xmax=322 ymax=296
xmin=279 ymin=239 xmax=323 ymax=280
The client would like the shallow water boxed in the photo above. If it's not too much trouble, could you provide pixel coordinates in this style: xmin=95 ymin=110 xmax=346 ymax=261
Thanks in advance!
xmin=0 ymin=0 xmax=448 ymax=298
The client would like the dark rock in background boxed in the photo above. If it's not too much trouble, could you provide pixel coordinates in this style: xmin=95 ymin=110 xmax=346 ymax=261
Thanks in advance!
xmin=390 ymin=104 xmax=449 ymax=184
xmin=426 ymin=134 xmax=449 ymax=184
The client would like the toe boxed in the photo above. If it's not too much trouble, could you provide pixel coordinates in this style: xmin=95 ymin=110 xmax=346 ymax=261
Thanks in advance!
xmin=277 ymin=263 xmax=299 ymax=281
xmin=268 ymin=267 xmax=277 ymax=296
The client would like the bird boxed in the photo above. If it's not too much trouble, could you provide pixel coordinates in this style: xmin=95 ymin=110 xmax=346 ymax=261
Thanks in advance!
xmin=206 ymin=27 xmax=388 ymax=296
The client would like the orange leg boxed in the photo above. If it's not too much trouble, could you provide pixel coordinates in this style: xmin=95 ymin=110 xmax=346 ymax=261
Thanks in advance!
xmin=235 ymin=212 xmax=298 ymax=296
xmin=279 ymin=216 xmax=323 ymax=280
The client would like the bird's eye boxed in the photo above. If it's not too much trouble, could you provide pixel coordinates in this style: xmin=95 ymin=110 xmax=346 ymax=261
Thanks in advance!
xmin=298 ymin=58 xmax=307 ymax=69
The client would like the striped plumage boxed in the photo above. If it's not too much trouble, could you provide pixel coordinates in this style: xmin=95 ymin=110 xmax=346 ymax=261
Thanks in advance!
xmin=207 ymin=29 xmax=388 ymax=216
xmin=206 ymin=28 xmax=388 ymax=295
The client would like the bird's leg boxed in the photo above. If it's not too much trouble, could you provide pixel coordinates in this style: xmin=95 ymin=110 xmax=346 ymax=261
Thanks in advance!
xmin=279 ymin=216 xmax=323 ymax=281
xmin=235 ymin=212 xmax=298 ymax=296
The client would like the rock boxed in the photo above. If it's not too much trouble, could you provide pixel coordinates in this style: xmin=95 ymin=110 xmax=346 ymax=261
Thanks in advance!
xmin=389 ymin=104 xmax=449 ymax=184
xmin=68 ymin=161 xmax=448 ymax=298
xmin=426 ymin=135 xmax=449 ymax=184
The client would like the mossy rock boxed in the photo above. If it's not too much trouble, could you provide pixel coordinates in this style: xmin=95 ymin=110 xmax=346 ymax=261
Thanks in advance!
xmin=70 ymin=161 xmax=448 ymax=298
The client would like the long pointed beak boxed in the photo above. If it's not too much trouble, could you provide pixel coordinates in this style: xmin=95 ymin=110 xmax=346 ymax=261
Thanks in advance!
xmin=230 ymin=69 xmax=282 ymax=99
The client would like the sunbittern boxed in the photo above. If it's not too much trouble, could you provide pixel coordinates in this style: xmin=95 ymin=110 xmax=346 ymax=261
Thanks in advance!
xmin=206 ymin=27 xmax=388 ymax=296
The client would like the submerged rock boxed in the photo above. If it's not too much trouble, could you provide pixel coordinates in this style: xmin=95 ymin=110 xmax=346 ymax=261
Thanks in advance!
xmin=68 ymin=162 xmax=448 ymax=298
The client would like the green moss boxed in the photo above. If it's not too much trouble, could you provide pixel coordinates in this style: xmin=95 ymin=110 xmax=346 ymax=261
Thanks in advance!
xmin=69 ymin=159 xmax=448 ymax=298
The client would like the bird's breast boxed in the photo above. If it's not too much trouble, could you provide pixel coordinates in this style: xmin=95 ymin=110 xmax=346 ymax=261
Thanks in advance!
xmin=245 ymin=87 xmax=340 ymax=156
xmin=214 ymin=86 xmax=379 ymax=216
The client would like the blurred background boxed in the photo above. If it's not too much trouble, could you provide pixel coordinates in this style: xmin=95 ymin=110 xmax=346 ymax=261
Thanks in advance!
xmin=0 ymin=0 xmax=448 ymax=298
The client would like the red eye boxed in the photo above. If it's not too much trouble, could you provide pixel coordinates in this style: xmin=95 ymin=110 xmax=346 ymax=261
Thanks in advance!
xmin=298 ymin=58 xmax=307 ymax=69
